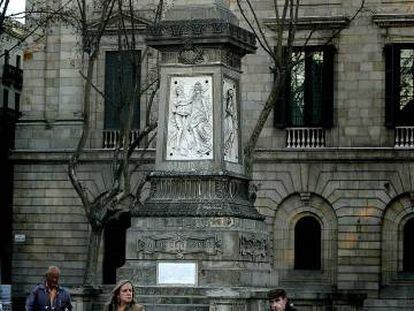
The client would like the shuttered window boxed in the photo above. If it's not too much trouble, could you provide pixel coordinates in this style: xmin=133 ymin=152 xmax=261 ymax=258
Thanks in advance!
xmin=275 ymin=45 xmax=335 ymax=129
xmin=104 ymin=50 xmax=141 ymax=130
xmin=385 ymin=44 xmax=414 ymax=128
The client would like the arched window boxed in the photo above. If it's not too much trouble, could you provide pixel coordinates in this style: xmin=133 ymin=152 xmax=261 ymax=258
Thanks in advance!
xmin=103 ymin=212 xmax=131 ymax=284
xmin=294 ymin=216 xmax=321 ymax=270
xmin=403 ymin=217 xmax=414 ymax=272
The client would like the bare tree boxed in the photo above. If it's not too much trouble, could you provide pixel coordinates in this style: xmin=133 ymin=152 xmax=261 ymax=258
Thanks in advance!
xmin=0 ymin=0 xmax=10 ymax=34
xmin=63 ymin=0 xmax=163 ymax=287
xmin=236 ymin=0 xmax=366 ymax=175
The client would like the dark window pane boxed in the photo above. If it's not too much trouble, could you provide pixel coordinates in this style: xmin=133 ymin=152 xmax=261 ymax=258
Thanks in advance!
xmin=104 ymin=50 xmax=141 ymax=130
xmin=15 ymin=92 xmax=20 ymax=113
xmin=403 ymin=217 xmax=414 ymax=272
xmin=4 ymin=50 xmax=9 ymax=65
xmin=103 ymin=212 xmax=131 ymax=284
xmin=16 ymin=55 xmax=21 ymax=69
xmin=308 ymin=51 xmax=324 ymax=125
xmin=287 ymin=47 xmax=334 ymax=128
xmin=294 ymin=216 xmax=321 ymax=270
xmin=3 ymin=89 xmax=9 ymax=109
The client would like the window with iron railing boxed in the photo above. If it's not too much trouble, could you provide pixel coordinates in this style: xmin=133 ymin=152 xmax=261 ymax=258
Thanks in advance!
xmin=385 ymin=44 xmax=414 ymax=148
xmin=104 ymin=50 xmax=141 ymax=149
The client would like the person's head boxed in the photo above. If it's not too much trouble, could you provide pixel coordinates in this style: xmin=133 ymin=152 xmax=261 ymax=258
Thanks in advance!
xmin=45 ymin=266 xmax=60 ymax=288
xmin=175 ymin=84 xmax=184 ymax=96
xmin=268 ymin=288 xmax=288 ymax=311
xmin=111 ymin=280 xmax=135 ymax=306
xmin=193 ymin=81 xmax=203 ymax=93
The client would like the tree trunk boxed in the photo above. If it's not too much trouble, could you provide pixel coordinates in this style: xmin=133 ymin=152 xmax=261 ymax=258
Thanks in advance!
xmin=83 ymin=225 xmax=103 ymax=287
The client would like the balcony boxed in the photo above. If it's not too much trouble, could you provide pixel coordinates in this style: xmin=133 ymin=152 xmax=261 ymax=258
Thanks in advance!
xmin=286 ymin=127 xmax=325 ymax=148
xmin=102 ymin=129 xmax=141 ymax=149
xmin=2 ymin=64 xmax=23 ymax=90
xmin=395 ymin=126 xmax=414 ymax=148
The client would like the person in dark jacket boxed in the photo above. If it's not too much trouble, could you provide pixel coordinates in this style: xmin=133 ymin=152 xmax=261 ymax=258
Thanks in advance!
xmin=103 ymin=280 xmax=144 ymax=311
xmin=268 ymin=288 xmax=297 ymax=311
xmin=26 ymin=266 xmax=72 ymax=311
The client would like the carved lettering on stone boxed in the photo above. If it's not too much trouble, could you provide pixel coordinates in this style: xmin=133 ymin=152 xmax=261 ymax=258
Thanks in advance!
xmin=166 ymin=76 xmax=213 ymax=160
xmin=239 ymin=234 xmax=268 ymax=261
xmin=137 ymin=233 xmax=222 ymax=258
xmin=223 ymin=78 xmax=239 ymax=163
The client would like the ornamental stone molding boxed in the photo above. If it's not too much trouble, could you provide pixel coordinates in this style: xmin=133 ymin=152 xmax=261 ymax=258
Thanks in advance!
xmin=136 ymin=233 xmax=223 ymax=258
xmin=239 ymin=233 xmax=269 ymax=262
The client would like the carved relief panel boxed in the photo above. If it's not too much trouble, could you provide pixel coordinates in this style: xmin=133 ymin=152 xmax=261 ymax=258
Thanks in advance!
xmin=166 ymin=76 xmax=214 ymax=160
xmin=223 ymin=77 xmax=239 ymax=163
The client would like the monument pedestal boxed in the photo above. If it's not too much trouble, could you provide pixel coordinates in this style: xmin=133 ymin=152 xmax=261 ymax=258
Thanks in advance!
xmin=120 ymin=1 xmax=273 ymax=309
xmin=119 ymin=216 xmax=274 ymax=309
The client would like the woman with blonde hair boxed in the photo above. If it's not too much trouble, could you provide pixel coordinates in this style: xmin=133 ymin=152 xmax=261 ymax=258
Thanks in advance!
xmin=104 ymin=280 xmax=144 ymax=311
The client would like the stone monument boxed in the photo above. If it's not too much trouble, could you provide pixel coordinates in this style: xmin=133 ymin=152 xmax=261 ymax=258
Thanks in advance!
xmin=119 ymin=1 xmax=274 ymax=309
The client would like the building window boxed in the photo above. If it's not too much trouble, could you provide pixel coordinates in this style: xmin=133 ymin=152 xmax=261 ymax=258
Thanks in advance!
xmin=403 ymin=217 xmax=414 ymax=272
xmin=16 ymin=55 xmax=21 ymax=69
xmin=15 ymin=92 xmax=20 ymax=113
xmin=3 ymin=89 xmax=8 ymax=109
xmin=102 ymin=212 xmax=130 ymax=284
xmin=4 ymin=50 xmax=9 ymax=65
xmin=294 ymin=216 xmax=321 ymax=270
xmin=385 ymin=44 xmax=414 ymax=127
xmin=274 ymin=45 xmax=335 ymax=128
xmin=104 ymin=50 xmax=141 ymax=130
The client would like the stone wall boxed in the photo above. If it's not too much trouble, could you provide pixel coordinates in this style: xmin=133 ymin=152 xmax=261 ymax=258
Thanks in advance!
xmin=10 ymin=0 xmax=414 ymax=309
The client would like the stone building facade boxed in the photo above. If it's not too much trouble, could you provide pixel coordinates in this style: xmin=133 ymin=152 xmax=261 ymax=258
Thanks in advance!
xmin=10 ymin=0 xmax=414 ymax=310
xmin=0 ymin=18 xmax=23 ymax=290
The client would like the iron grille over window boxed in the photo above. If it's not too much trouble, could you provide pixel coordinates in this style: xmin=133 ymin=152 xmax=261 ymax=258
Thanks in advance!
xmin=274 ymin=45 xmax=335 ymax=129
xmin=385 ymin=44 xmax=414 ymax=127
xmin=104 ymin=50 xmax=141 ymax=131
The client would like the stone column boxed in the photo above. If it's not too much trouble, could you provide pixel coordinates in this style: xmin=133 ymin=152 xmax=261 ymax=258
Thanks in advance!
xmin=120 ymin=1 xmax=274 ymax=309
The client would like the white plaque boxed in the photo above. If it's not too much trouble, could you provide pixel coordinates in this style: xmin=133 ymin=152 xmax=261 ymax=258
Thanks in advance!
xmin=166 ymin=76 xmax=213 ymax=160
xmin=14 ymin=234 xmax=26 ymax=243
xmin=157 ymin=262 xmax=197 ymax=285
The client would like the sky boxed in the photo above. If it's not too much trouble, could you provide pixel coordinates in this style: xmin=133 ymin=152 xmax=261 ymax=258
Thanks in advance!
xmin=6 ymin=0 xmax=26 ymax=17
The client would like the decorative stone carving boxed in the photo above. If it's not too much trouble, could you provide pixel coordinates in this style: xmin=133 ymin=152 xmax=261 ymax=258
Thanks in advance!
xmin=223 ymin=78 xmax=239 ymax=163
xmin=166 ymin=76 xmax=213 ymax=160
xmin=160 ymin=48 xmax=242 ymax=69
xmin=134 ymin=172 xmax=264 ymax=219
xmin=137 ymin=233 xmax=222 ymax=258
xmin=239 ymin=234 xmax=268 ymax=261
xmin=147 ymin=21 xmax=256 ymax=50
xmin=300 ymin=192 xmax=311 ymax=204
xmin=178 ymin=40 xmax=205 ymax=64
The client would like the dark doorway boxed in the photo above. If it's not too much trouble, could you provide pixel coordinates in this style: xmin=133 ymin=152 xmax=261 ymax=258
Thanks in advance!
xmin=102 ymin=212 xmax=131 ymax=284
xmin=294 ymin=216 xmax=321 ymax=270
xmin=403 ymin=217 xmax=414 ymax=272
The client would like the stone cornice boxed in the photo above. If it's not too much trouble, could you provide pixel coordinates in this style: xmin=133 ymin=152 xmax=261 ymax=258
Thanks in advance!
xmin=372 ymin=14 xmax=414 ymax=28
xmin=146 ymin=19 xmax=256 ymax=54
xmin=10 ymin=149 xmax=156 ymax=163
xmin=263 ymin=16 xmax=349 ymax=31
xmin=11 ymin=148 xmax=414 ymax=163
xmin=254 ymin=148 xmax=414 ymax=162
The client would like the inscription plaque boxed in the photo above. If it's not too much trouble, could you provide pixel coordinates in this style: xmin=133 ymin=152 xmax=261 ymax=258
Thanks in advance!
xmin=157 ymin=262 xmax=197 ymax=285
